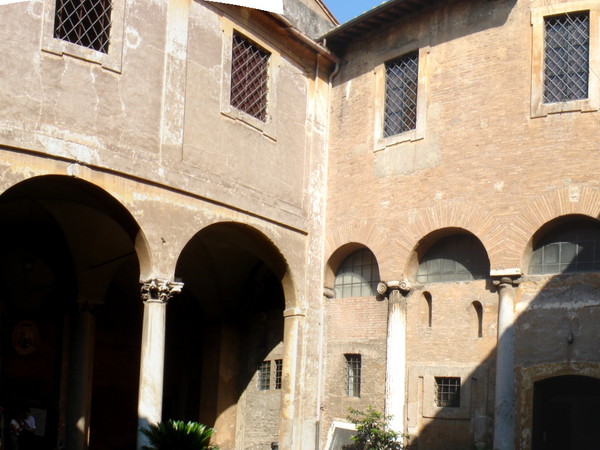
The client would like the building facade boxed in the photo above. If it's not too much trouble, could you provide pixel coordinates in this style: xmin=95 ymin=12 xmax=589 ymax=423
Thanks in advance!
xmin=1 ymin=0 xmax=600 ymax=449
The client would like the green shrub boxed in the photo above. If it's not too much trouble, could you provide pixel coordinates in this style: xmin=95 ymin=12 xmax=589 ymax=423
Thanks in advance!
xmin=141 ymin=420 xmax=218 ymax=450
xmin=344 ymin=406 xmax=408 ymax=450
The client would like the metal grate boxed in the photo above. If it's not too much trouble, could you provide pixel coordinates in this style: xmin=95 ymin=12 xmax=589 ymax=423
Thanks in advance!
xmin=384 ymin=52 xmax=418 ymax=137
xmin=334 ymin=248 xmax=380 ymax=298
xmin=345 ymin=354 xmax=361 ymax=397
xmin=54 ymin=0 xmax=112 ymax=53
xmin=274 ymin=359 xmax=283 ymax=390
xmin=257 ymin=361 xmax=271 ymax=391
xmin=435 ymin=377 xmax=460 ymax=408
xmin=544 ymin=12 xmax=589 ymax=103
xmin=230 ymin=33 xmax=270 ymax=122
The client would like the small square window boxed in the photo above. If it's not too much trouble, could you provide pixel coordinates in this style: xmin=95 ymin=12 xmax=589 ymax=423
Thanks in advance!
xmin=543 ymin=12 xmax=590 ymax=103
xmin=274 ymin=359 xmax=283 ymax=390
xmin=435 ymin=377 xmax=460 ymax=408
xmin=258 ymin=361 xmax=271 ymax=391
xmin=54 ymin=0 xmax=113 ymax=53
xmin=384 ymin=52 xmax=419 ymax=137
xmin=345 ymin=354 xmax=361 ymax=397
xmin=230 ymin=33 xmax=270 ymax=122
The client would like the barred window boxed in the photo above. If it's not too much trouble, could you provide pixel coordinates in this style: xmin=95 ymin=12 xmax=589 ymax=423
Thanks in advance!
xmin=384 ymin=52 xmax=419 ymax=137
xmin=334 ymin=249 xmax=380 ymax=298
xmin=230 ymin=33 xmax=270 ymax=122
xmin=257 ymin=361 xmax=271 ymax=391
xmin=54 ymin=0 xmax=113 ymax=53
xmin=274 ymin=359 xmax=283 ymax=390
xmin=544 ymin=12 xmax=590 ymax=103
xmin=435 ymin=377 xmax=460 ymax=408
xmin=345 ymin=354 xmax=361 ymax=397
xmin=529 ymin=220 xmax=600 ymax=275
xmin=417 ymin=234 xmax=489 ymax=283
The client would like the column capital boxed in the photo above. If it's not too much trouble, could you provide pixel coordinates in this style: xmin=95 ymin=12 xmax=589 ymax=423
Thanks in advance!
xmin=140 ymin=278 xmax=184 ymax=303
xmin=377 ymin=279 xmax=413 ymax=296
xmin=492 ymin=275 xmax=522 ymax=289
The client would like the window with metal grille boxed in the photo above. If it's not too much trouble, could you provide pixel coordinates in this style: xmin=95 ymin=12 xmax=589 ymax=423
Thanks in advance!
xmin=544 ymin=12 xmax=590 ymax=103
xmin=230 ymin=33 xmax=270 ymax=122
xmin=435 ymin=377 xmax=460 ymax=408
xmin=274 ymin=359 xmax=283 ymax=390
xmin=416 ymin=234 xmax=489 ymax=283
xmin=384 ymin=52 xmax=419 ymax=137
xmin=529 ymin=220 xmax=600 ymax=275
xmin=257 ymin=361 xmax=271 ymax=391
xmin=345 ymin=354 xmax=361 ymax=397
xmin=53 ymin=0 xmax=112 ymax=53
xmin=334 ymin=249 xmax=380 ymax=298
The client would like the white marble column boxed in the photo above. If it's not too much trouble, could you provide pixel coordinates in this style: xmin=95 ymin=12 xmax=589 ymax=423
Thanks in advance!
xmin=492 ymin=276 xmax=520 ymax=450
xmin=136 ymin=279 xmax=183 ymax=450
xmin=382 ymin=280 xmax=412 ymax=435
xmin=66 ymin=305 xmax=96 ymax=450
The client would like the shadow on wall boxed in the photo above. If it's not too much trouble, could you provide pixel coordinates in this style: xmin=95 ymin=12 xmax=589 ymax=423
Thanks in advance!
xmin=412 ymin=215 xmax=600 ymax=450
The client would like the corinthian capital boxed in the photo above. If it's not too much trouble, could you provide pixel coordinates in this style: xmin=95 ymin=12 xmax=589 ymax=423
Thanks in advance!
xmin=141 ymin=278 xmax=184 ymax=303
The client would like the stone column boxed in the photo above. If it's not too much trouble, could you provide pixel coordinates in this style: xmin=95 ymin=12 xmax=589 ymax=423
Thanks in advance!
xmin=279 ymin=306 xmax=305 ymax=449
xmin=136 ymin=279 xmax=183 ymax=450
xmin=66 ymin=303 xmax=96 ymax=450
xmin=492 ymin=276 xmax=520 ymax=450
xmin=380 ymin=279 xmax=412 ymax=435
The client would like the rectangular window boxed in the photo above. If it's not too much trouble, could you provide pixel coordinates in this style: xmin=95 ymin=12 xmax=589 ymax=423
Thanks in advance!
xmin=257 ymin=361 xmax=271 ymax=391
xmin=230 ymin=33 xmax=270 ymax=122
xmin=544 ymin=12 xmax=590 ymax=103
xmin=53 ymin=0 xmax=113 ymax=53
xmin=435 ymin=377 xmax=460 ymax=408
xmin=274 ymin=359 xmax=283 ymax=390
xmin=345 ymin=354 xmax=361 ymax=397
xmin=384 ymin=52 xmax=419 ymax=137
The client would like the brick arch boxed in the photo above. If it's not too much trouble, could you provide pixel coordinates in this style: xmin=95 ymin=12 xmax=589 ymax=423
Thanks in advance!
xmin=402 ymin=202 xmax=501 ymax=275
xmin=325 ymin=221 xmax=392 ymax=280
xmin=509 ymin=187 xmax=600 ymax=271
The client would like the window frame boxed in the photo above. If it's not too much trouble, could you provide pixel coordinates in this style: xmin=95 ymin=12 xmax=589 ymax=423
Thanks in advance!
xmin=374 ymin=45 xmax=429 ymax=151
xmin=220 ymin=22 xmax=279 ymax=140
xmin=257 ymin=360 xmax=271 ymax=391
xmin=333 ymin=248 xmax=380 ymax=299
xmin=531 ymin=2 xmax=599 ymax=117
xmin=345 ymin=354 xmax=362 ymax=398
xmin=41 ymin=0 xmax=125 ymax=72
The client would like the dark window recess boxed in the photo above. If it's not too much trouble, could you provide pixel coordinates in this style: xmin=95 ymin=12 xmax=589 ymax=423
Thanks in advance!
xmin=384 ymin=51 xmax=418 ymax=136
xmin=257 ymin=361 xmax=271 ymax=391
xmin=544 ymin=12 xmax=590 ymax=103
xmin=416 ymin=234 xmax=489 ymax=283
xmin=435 ymin=377 xmax=460 ymax=408
xmin=334 ymin=248 xmax=380 ymax=298
xmin=230 ymin=33 xmax=270 ymax=121
xmin=345 ymin=354 xmax=361 ymax=397
xmin=54 ymin=0 xmax=113 ymax=53
xmin=274 ymin=359 xmax=283 ymax=390
xmin=529 ymin=220 xmax=600 ymax=275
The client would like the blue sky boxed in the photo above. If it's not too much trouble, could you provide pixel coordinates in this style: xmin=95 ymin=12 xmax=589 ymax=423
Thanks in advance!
xmin=325 ymin=0 xmax=388 ymax=24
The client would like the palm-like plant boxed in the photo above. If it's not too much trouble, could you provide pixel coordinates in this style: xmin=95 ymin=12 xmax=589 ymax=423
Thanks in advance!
xmin=141 ymin=420 xmax=219 ymax=450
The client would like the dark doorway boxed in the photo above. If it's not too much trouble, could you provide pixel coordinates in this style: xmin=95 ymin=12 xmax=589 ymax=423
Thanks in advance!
xmin=532 ymin=375 xmax=600 ymax=450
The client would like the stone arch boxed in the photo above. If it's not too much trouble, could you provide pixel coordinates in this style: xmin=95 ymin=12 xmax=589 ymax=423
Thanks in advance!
xmin=165 ymin=221 xmax=297 ymax=449
xmin=511 ymin=186 xmax=600 ymax=272
xmin=402 ymin=203 xmax=502 ymax=274
xmin=325 ymin=221 xmax=391 ymax=279
xmin=0 ymin=174 xmax=149 ymax=449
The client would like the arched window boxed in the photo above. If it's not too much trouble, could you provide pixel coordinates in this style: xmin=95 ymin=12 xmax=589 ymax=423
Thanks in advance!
xmin=334 ymin=248 xmax=380 ymax=298
xmin=529 ymin=219 xmax=600 ymax=275
xmin=416 ymin=234 xmax=489 ymax=283
xmin=472 ymin=301 xmax=483 ymax=338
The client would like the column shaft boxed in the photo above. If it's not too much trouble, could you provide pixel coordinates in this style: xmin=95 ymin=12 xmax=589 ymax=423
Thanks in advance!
xmin=493 ymin=281 xmax=517 ymax=450
xmin=385 ymin=289 xmax=407 ymax=434
xmin=66 ymin=308 xmax=96 ymax=450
